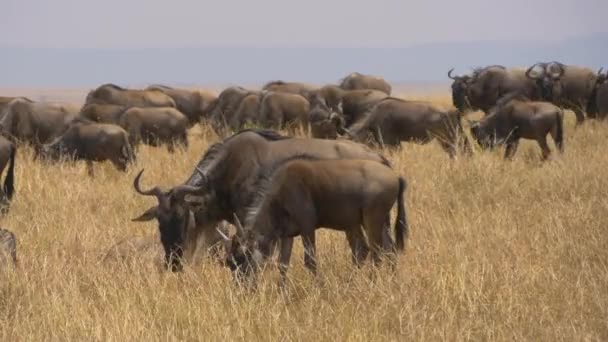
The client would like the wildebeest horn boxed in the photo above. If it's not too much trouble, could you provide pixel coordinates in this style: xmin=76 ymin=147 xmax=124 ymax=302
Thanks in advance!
xmin=216 ymin=227 xmax=231 ymax=241
xmin=171 ymin=183 xmax=205 ymax=201
xmin=525 ymin=63 xmax=543 ymax=79
xmin=597 ymin=67 xmax=604 ymax=77
xmin=547 ymin=61 xmax=565 ymax=78
xmin=195 ymin=166 xmax=204 ymax=176
xmin=233 ymin=213 xmax=245 ymax=235
xmin=133 ymin=169 xmax=163 ymax=199
xmin=448 ymin=68 xmax=457 ymax=80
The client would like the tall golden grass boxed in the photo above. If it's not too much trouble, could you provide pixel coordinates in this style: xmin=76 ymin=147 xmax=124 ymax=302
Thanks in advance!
xmin=1 ymin=91 xmax=607 ymax=341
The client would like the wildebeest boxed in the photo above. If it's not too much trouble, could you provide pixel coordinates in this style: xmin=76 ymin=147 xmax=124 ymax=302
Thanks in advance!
xmin=0 ymin=96 xmax=19 ymax=116
xmin=596 ymin=69 xmax=608 ymax=120
xmin=35 ymin=119 xmax=135 ymax=175
xmin=525 ymin=61 xmax=599 ymax=124
xmin=0 ymin=228 xmax=17 ymax=269
xmin=0 ymin=136 xmax=15 ymax=214
xmin=261 ymin=81 xmax=317 ymax=98
xmin=339 ymin=72 xmax=392 ymax=95
xmin=347 ymin=98 xmax=471 ymax=157
xmin=448 ymin=65 xmax=540 ymax=115
xmin=206 ymin=86 xmax=258 ymax=137
xmin=132 ymin=129 xmax=394 ymax=272
xmin=85 ymin=83 xmax=176 ymax=108
xmin=227 ymin=93 xmax=263 ymax=133
xmin=79 ymin=103 xmax=127 ymax=124
xmin=224 ymin=157 xmax=407 ymax=285
xmin=0 ymin=97 xmax=79 ymax=145
xmin=308 ymin=96 xmax=347 ymax=139
xmin=259 ymin=92 xmax=310 ymax=132
xmin=145 ymin=85 xmax=217 ymax=126
xmin=118 ymin=107 xmax=189 ymax=152
xmin=469 ymin=95 xmax=564 ymax=160
xmin=312 ymin=85 xmax=388 ymax=126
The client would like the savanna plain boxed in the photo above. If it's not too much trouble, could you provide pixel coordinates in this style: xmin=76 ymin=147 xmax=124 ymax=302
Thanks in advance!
xmin=0 ymin=87 xmax=607 ymax=341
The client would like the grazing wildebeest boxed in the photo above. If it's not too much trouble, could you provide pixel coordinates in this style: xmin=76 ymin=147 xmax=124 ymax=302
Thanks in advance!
xmin=339 ymin=72 xmax=392 ymax=95
xmin=262 ymin=81 xmax=317 ymax=98
xmin=79 ymin=103 xmax=127 ymax=124
xmin=596 ymin=69 xmax=608 ymax=120
xmin=525 ymin=61 xmax=599 ymax=124
xmin=118 ymin=107 xmax=189 ymax=152
xmin=223 ymin=156 xmax=407 ymax=285
xmin=227 ymin=93 xmax=263 ymax=133
xmin=347 ymin=97 xmax=471 ymax=157
xmin=469 ymin=95 xmax=564 ymax=160
xmin=448 ymin=65 xmax=541 ymax=115
xmin=312 ymin=85 xmax=388 ymax=126
xmin=145 ymin=85 xmax=217 ymax=127
xmin=0 ymin=136 xmax=15 ymax=215
xmin=259 ymin=92 xmax=310 ymax=133
xmin=0 ymin=228 xmax=17 ymax=269
xmin=308 ymin=96 xmax=347 ymax=139
xmin=0 ymin=98 xmax=79 ymax=145
xmin=206 ymin=86 xmax=258 ymax=137
xmin=35 ymin=120 xmax=135 ymax=175
xmin=85 ymin=83 xmax=176 ymax=108
xmin=132 ymin=129 xmax=395 ymax=272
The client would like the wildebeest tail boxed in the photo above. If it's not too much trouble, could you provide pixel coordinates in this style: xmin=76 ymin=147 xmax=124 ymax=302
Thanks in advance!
xmin=395 ymin=177 xmax=408 ymax=252
xmin=3 ymin=144 xmax=15 ymax=201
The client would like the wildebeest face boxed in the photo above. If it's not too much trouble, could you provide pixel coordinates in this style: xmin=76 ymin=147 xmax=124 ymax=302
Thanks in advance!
xmin=132 ymin=169 xmax=203 ymax=272
xmin=469 ymin=121 xmax=496 ymax=150
xmin=448 ymin=69 xmax=473 ymax=112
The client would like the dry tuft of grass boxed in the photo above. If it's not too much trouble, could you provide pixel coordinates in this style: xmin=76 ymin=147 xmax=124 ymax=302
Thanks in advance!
xmin=1 ymin=92 xmax=608 ymax=341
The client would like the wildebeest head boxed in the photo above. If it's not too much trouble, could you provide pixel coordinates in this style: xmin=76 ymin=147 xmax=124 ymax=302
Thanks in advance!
xmin=308 ymin=96 xmax=348 ymax=139
xmin=221 ymin=214 xmax=265 ymax=286
xmin=131 ymin=169 xmax=206 ymax=272
xmin=448 ymin=68 xmax=473 ymax=112
xmin=526 ymin=62 xmax=565 ymax=101
xmin=469 ymin=114 xmax=500 ymax=150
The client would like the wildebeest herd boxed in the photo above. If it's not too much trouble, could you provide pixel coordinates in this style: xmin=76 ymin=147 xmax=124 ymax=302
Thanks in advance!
xmin=1 ymin=61 xmax=607 ymax=286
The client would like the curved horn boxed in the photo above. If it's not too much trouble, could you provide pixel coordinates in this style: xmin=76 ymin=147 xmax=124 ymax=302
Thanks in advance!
xmin=133 ymin=169 xmax=163 ymax=198
xmin=525 ymin=63 xmax=544 ymax=79
xmin=448 ymin=68 xmax=457 ymax=80
xmin=171 ymin=183 xmax=205 ymax=201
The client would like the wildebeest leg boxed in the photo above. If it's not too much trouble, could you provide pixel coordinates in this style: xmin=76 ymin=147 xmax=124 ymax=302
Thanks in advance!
xmin=574 ymin=108 xmax=585 ymax=126
xmin=363 ymin=212 xmax=389 ymax=267
xmin=278 ymin=237 xmax=294 ymax=287
xmin=302 ymin=233 xmax=317 ymax=275
xmin=536 ymin=135 xmax=552 ymax=160
xmin=503 ymin=138 xmax=519 ymax=160
xmin=86 ymin=160 xmax=95 ymax=177
xmin=346 ymin=227 xmax=368 ymax=267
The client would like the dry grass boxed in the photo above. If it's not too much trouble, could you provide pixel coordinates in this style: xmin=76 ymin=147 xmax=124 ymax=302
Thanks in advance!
xmin=1 ymin=90 xmax=608 ymax=341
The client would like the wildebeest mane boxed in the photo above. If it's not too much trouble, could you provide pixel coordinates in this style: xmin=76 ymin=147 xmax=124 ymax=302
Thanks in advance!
xmin=262 ymin=80 xmax=287 ymax=89
xmin=97 ymin=83 xmax=127 ymax=91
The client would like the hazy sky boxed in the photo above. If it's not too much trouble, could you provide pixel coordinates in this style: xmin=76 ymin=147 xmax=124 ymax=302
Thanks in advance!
xmin=2 ymin=0 xmax=607 ymax=48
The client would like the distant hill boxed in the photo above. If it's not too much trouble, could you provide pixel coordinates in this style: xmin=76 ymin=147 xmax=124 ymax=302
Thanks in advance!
xmin=1 ymin=33 xmax=606 ymax=87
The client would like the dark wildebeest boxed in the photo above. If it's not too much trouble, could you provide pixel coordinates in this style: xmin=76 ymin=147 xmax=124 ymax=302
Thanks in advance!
xmin=259 ymin=92 xmax=310 ymax=133
xmin=261 ymin=81 xmax=317 ymax=98
xmin=118 ymin=107 xmax=189 ymax=152
xmin=347 ymin=97 xmax=471 ymax=157
xmin=35 ymin=120 xmax=135 ymax=176
xmin=339 ymin=72 xmax=392 ymax=95
xmin=308 ymin=96 xmax=347 ymax=139
xmin=0 ymin=97 xmax=19 ymax=117
xmin=145 ymin=85 xmax=217 ymax=127
xmin=227 ymin=93 xmax=263 ymax=133
xmin=0 ymin=98 xmax=79 ymax=145
xmin=595 ymin=69 xmax=608 ymax=120
xmin=0 ymin=228 xmax=17 ymax=269
xmin=224 ymin=157 xmax=407 ymax=285
xmin=132 ymin=129 xmax=395 ymax=272
xmin=448 ymin=65 xmax=541 ymax=115
xmin=206 ymin=86 xmax=259 ymax=137
xmin=312 ymin=85 xmax=388 ymax=126
xmin=469 ymin=95 xmax=564 ymax=160
xmin=85 ymin=83 xmax=176 ymax=108
xmin=79 ymin=103 xmax=127 ymax=124
xmin=525 ymin=61 xmax=599 ymax=124
xmin=0 ymin=136 xmax=15 ymax=215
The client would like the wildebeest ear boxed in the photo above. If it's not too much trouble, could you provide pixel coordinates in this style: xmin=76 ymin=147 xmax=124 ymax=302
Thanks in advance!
xmin=131 ymin=206 xmax=158 ymax=222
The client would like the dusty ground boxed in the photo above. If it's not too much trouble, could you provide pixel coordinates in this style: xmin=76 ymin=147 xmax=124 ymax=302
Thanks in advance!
xmin=0 ymin=87 xmax=607 ymax=341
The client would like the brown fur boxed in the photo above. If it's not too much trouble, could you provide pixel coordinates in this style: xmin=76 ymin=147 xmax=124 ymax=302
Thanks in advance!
xmin=262 ymin=81 xmax=317 ymax=98
xmin=145 ymin=85 xmax=217 ymax=126
xmin=85 ymin=84 xmax=176 ymax=108
xmin=339 ymin=72 xmax=392 ymax=95
xmin=0 ymin=136 xmax=15 ymax=214
xmin=470 ymin=96 xmax=564 ymax=160
xmin=79 ymin=103 xmax=127 ymax=124
xmin=348 ymin=98 xmax=471 ymax=158
xmin=226 ymin=157 xmax=408 ymax=285
xmin=207 ymin=86 xmax=258 ymax=137
xmin=228 ymin=93 xmax=263 ymax=133
xmin=596 ymin=80 xmax=608 ymax=120
xmin=259 ymin=92 xmax=310 ymax=133
xmin=118 ymin=107 xmax=189 ymax=152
